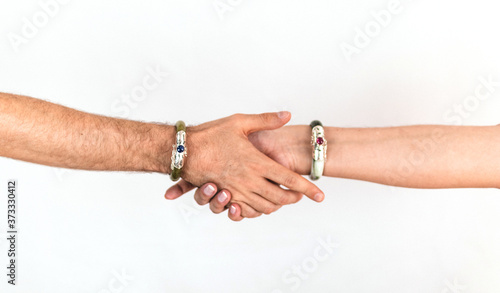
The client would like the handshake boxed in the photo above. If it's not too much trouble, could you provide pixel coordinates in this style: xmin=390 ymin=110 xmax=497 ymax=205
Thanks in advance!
xmin=163 ymin=112 xmax=326 ymax=222
xmin=2 ymin=92 xmax=494 ymax=217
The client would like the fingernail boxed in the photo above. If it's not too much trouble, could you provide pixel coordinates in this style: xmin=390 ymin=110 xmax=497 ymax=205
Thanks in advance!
xmin=203 ymin=184 xmax=216 ymax=196
xmin=230 ymin=205 xmax=236 ymax=215
xmin=278 ymin=111 xmax=289 ymax=119
xmin=218 ymin=191 xmax=228 ymax=203
xmin=314 ymin=193 xmax=324 ymax=202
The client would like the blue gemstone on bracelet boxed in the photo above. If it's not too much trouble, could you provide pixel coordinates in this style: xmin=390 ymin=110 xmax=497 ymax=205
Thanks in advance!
xmin=177 ymin=145 xmax=185 ymax=153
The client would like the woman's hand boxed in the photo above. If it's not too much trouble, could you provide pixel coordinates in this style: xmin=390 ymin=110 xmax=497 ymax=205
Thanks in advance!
xmin=166 ymin=114 xmax=324 ymax=218
xmin=248 ymin=125 xmax=311 ymax=175
xmin=165 ymin=125 xmax=317 ymax=220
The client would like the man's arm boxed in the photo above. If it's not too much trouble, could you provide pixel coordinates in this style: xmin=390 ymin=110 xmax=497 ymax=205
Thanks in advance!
xmin=0 ymin=92 xmax=172 ymax=173
xmin=0 ymin=93 xmax=324 ymax=218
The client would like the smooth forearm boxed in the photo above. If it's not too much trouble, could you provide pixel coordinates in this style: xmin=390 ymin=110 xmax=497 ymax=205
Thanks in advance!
xmin=0 ymin=93 xmax=173 ymax=173
xmin=325 ymin=125 xmax=500 ymax=188
xmin=167 ymin=123 xmax=500 ymax=218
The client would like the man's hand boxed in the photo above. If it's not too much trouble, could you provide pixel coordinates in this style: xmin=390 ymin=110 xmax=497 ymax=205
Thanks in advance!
xmin=0 ymin=93 xmax=321 ymax=220
xmin=168 ymin=115 xmax=324 ymax=218
xmin=165 ymin=125 xmax=317 ymax=220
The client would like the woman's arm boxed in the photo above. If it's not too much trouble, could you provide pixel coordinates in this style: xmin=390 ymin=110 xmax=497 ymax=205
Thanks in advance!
xmin=322 ymin=125 xmax=500 ymax=188
xmin=245 ymin=124 xmax=500 ymax=189
xmin=168 ymin=124 xmax=500 ymax=220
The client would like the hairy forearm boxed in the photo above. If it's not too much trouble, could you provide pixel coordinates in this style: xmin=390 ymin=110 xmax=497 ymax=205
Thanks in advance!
xmin=325 ymin=125 xmax=500 ymax=188
xmin=0 ymin=93 xmax=173 ymax=173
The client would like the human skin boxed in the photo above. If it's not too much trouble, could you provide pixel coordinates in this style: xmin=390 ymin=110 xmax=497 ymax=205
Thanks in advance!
xmin=166 ymin=124 xmax=500 ymax=220
xmin=0 ymin=93 xmax=324 ymax=217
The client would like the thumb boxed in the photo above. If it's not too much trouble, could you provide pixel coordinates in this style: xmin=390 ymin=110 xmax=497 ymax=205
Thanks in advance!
xmin=164 ymin=179 xmax=195 ymax=200
xmin=241 ymin=111 xmax=291 ymax=134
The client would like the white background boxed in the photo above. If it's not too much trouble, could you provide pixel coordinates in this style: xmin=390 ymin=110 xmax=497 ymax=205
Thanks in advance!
xmin=1 ymin=0 xmax=500 ymax=292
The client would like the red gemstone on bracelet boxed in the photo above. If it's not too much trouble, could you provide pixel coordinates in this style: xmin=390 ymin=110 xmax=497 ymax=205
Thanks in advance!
xmin=316 ymin=137 xmax=324 ymax=145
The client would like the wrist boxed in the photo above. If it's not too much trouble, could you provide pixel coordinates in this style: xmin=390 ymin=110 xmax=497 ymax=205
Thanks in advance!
xmin=143 ymin=123 xmax=176 ymax=174
xmin=179 ymin=124 xmax=210 ymax=186
xmin=322 ymin=127 xmax=349 ymax=178
xmin=297 ymin=125 xmax=342 ymax=178
xmin=291 ymin=125 xmax=314 ymax=175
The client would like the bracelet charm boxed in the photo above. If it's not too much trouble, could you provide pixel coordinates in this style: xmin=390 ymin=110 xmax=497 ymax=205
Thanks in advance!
xmin=310 ymin=120 xmax=327 ymax=180
xmin=170 ymin=121 xmax=187 ymax=181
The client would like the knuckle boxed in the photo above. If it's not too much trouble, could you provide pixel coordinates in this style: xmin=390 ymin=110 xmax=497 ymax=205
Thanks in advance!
xmin=306 ymin=184 xmax=320 ymax=196
xmin=246 ymin=212 xmax=262 ymax=218
xmin=213 ymin=202 xmax=225 ymax=212
xmin=292 ymin=193 xmax=304 ymax=203
xmin=210 ymin=204 xmax=223 ymax=214
xmin=283 ymin=174 xmax=299 ymax=188
xmin=250 ymin=164 xmax=266 ymax=177
xmin=211 ymin=201 xmax=225 ymax=214
xmin=259 ymin=113 xmax=273 ymax=125
xmin=276 ymin=193 xmax=290 ymax=205
xmin=242 ymin=209 xmax=258 ymax=218
xmin=285 ymin=192 xmax=303 ymax=204
xmin=262 ymin=204 xmax=278 ymax=215
xmin=194 ymin=195 xmax=205 ymax=206
xmin=231 ymin=113 xmax=243 ymax=121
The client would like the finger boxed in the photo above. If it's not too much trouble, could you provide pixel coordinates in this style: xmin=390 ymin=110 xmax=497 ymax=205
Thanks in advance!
xmin=209 ymin=189 xmax=231 ymax=214
xmin=266 ymin=164 xmax=325 ymax=203
xmin=164 ymin=179 xmax=195 ymax=200
xmin=239 ymin=191 xmax=281 ymax=215
xmin=228 ymin=203 xmax=244 ymax=222
xmin=237 ymin=111 xmax=291 ymax=134
xmin=193 ymin=183 xmax=218 ymax=206
xmin=235 ymin=201 xmax=262 ymax=218
xmin=257 ymin=179 xmax=304 ymax=206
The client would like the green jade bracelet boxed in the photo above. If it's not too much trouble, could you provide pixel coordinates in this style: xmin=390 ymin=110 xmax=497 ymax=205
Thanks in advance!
xmin=310 ymin=120 xmax=327 ymax=180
